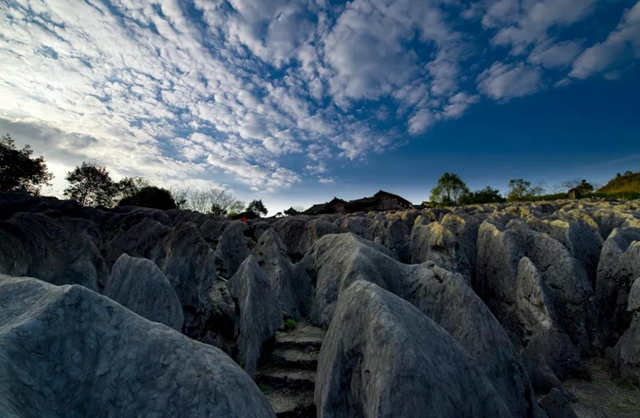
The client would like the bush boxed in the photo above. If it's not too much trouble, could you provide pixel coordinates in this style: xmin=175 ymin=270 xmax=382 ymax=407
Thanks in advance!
xmin=118 ymin=186 xmax=177 ymax=210
xmin=284 ymin=319 xmax=297 ymax=331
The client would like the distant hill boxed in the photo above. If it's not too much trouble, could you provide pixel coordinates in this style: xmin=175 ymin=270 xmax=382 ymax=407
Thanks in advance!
xmin=597 ymin=171 xmax=640 ymax=197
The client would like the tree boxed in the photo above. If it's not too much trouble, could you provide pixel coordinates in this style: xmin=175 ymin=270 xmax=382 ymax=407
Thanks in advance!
xmin=507 ymin=179 xmax=543 ymax=202
xmin=118 ymin=186 xmax=177 ymax=210
xmin=247 ymin=199 xmax=268 ymax=216
xmin=64 ymin=162 xmax=117 ymax=207
xmin=0 ymin=133 xmax=53 ymax=195
xmin=116 ymin=177 xmax=151 ymax=202
xmin=557 ymin=179 xmax=593 ymax=195
xmin=169 ymin=186 xmax=244 ymax=215
xmin=429 ymin=172 xmax=470 ymax=206
xmin=460 ymin=186 xmax=505 ymax=205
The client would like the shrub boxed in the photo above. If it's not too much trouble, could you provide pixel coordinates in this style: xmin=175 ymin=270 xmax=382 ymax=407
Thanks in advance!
xmin=118 ymin=186 xmax=177 ymax=210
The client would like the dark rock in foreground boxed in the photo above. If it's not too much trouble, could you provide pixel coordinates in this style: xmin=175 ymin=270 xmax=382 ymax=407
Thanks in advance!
xmin=0 ymin=275 xmax=275 ymax=418
xmin=315 ymin=280 xmax=513 ymax=418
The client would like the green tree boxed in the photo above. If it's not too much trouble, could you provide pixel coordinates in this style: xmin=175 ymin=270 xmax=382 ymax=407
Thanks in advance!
xmin=118 ymin=186 xmax=177 ymax=210
xmin=0 ymin=133 xmax=53 ymax=195
xmin=507 ymin=179 xmax=543 ymax=202
xmin=557 ymin=179 xmax=593 ymax=195
xmin=247 ymin=199 xmax=268 ymax=216
xmin=64 ymin=162 xmax=116 ymax=207
xmin=116 ymin=177 xmax=151 ymax=202
xmin=429 ymin=172 xmax=470 ymax=206
xmin=461 ymin=186 xmax=505 ymax=205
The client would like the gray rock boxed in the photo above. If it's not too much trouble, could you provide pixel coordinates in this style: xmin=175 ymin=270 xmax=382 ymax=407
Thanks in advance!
xmin=608 ymin=278 xmax=640 ymax=385
xmin=227 ymin=256 xmax=283 ymax=377
xmin=253 ymin=229 xmax=312 ymax=319
xmin=315 ymin=280 xmax=513 ymax=418
xmin=628 ymin=278 xmax=640 ymax=313
xmin=409 ymin=213 xmax=479 ymax=283
xmin=596 ymin=227 xmax=640 ymax=337
xmin=159 ymin=222 xmax=219 ymax=338
xmin=214 ymin=222 xmax=250 ymax=279
xmin=104 ymin=254 xmax=183 ymax=330
xmin=304 ymin=233 xmax=537 ymax=416
xmin=0 ymin=275 xmax=275 ymax=418
xmin=539 ymin=388 xmax=578 ymax=418
xmin=0 ymin=213 xmax=107 ymax=291
xmin=476 ymin=219 xmax=603 ymax=353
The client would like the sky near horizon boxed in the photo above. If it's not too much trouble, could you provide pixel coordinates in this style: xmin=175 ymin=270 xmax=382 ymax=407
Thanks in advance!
xmin=1 ymin=0 xmax=640 ymax=214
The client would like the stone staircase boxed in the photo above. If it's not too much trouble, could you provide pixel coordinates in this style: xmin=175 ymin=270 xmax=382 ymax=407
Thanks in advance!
xmin=256 ymin=321 xmax=326 ymax=418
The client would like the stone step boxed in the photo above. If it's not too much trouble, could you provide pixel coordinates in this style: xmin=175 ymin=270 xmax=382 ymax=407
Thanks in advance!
xmin=276 ymin=324 xmax=325 ymax=349
xmin=256 ymin=367 xmax=315 ymax=391
xmin=271 ymin=348 xmax=319 ymax=370
xmin=263 ymin=388 xmax=315 ymax=418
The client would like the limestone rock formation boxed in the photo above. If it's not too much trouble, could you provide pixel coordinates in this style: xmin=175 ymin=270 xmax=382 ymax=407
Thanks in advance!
xmin=104 ymin=254 xmax=183 ymax=330
xmin=608 ymin=278 xmax=640 ymax=384
xmin=596 ymin=227 xmax=640 ymax=337
xmin=0 ymin=213 xmax=108 ymax=291
xmin=253 ymin=229 xmax=312 ymax=320
xmin=315 ymin=280 xmax=513 ymax=418
xmin=227 ymin=256 xmax=283 ymax=377
xmin=0 ymin=275 xmax=275 ymax=418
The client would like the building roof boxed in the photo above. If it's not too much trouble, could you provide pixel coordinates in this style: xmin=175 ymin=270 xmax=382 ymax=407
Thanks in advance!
xmin=374 ymin=190 xmax=412 ymax=205
xmin=303 ymin=203 xmax=328 ymax=215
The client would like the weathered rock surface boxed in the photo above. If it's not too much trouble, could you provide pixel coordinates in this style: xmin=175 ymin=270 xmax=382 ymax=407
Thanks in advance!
xmin=476 ymin=219 xmax=603 ymax=354
xmin=0 ymin=275 xmax=275 ymax=418
xmin=539 ymin=388 xmax=578 ymax=418
xmin=596 ymin=227 xmax=640 ymax=337
xmin=253 ymin=229 xmax=312 ymax=320
xmin=104 ymin=254 xmax=183 ymax=330
xmin=608 ymin=278 xmax=640 ymax=384
xmin=0 ymin=213 xmax=108 ymax=291
xmin=227 ymin=256 xmax=283 ymax=377
xmin=302 ymin=233 xmax=538 ymax=416
xmin=214 ymin=221 xmax=251 ymax=279
xmin=315 ymin=280 xmax=513 ymax=418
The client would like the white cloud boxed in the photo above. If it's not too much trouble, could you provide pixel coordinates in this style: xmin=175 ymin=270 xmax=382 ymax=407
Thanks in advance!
xmin=485 ymin=0 xmax=598 ymax=54
xmin=478 ymin=62 xmax=543 ymax=100
xmin=570 ymin=1 xmax=640 ymax=79
xmin=528 ymin=40 xmax=584 ymax=69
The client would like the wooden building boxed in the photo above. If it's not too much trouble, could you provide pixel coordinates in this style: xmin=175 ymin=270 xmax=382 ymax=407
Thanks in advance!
xmin=303 ymin=197 xmax=347 ymax=215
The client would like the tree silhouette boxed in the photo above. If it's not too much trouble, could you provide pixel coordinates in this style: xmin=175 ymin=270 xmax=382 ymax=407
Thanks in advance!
xmin=0 ymin=133 xmax=53 ymax=195
xmin=247 ymin=199 xmax=268 ymax=216
xmin=430 ymin=172 xmax=470 ymax=205
xmin=64 ymin=162 xmax=116 ymax=207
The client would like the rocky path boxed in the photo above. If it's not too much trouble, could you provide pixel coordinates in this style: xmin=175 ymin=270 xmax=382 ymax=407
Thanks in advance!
xmin=256 ymin=321 xmax=325 ymax=418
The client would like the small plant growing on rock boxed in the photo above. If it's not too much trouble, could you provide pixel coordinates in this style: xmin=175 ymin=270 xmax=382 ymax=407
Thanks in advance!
xmin=284 ymin=319 xmax=297 ymax=331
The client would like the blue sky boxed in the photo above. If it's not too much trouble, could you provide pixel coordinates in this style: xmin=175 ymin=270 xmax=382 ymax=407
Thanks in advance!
xmin=0 ymin=0 xmax=639 ymax=213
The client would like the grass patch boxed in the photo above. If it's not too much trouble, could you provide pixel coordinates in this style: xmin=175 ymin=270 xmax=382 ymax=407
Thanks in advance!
xmin=284 ymin=318 xmax=297 ymax=331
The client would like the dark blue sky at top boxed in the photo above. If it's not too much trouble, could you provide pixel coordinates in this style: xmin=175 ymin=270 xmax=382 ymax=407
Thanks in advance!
xmin=0 ymin=0 xmax=639 ymax=211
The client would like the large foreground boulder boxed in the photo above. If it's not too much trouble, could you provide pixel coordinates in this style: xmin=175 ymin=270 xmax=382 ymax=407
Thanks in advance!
xmin=103 ymin=254 xmax=183 ymax=330
xmin=0 ymin=275 xmax=275 ymax=418
xmin=315 ymin=280 xmax=513 ymax=418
